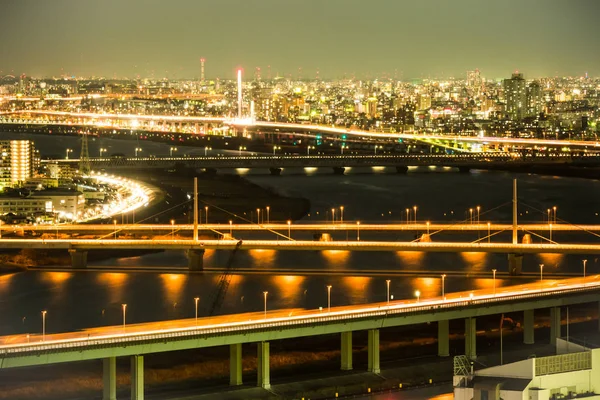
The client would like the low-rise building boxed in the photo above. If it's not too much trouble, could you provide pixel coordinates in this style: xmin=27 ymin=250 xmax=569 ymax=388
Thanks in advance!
xmin=30 ymin=188 xmax=85 ymax=220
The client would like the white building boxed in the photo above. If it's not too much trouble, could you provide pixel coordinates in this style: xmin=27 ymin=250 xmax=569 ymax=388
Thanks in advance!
xmin=31 ymin=189 xmax=85 ymax=220
xmin=454 ymin=340 xmax=600 ymax=400
xmin=0 ymin=140 xmax=36 ymax=190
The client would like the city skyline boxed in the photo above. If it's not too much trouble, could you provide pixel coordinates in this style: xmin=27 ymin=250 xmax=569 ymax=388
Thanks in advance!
xmin=1 ymin=0 xmax=600 ymax=80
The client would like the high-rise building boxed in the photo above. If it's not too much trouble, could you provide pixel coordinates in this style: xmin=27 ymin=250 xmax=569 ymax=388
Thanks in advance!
xmin=504 ymin=73 xmax=527 ymax=120
xmin=467 ymin=69 xmax=481 ymax=88
xmin=0 ymin=140 xmax=35 ymax=190
xmin=526 ymin=81 xmax=543 ymax=117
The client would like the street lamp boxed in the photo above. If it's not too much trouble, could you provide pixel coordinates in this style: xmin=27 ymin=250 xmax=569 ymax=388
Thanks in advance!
xmin=539 ymin=264 xmax=544 ymax=285
xmin=238 ymin=145 xmax=246 ymax=156
xmin=386 ymin=280 xmax=391 ymax=305
xmin=476 ymin=206 xmax=481 ymax=225
xmin=41 ymin=310 xmax=47 ymax=341
xmin=204 ymin=146 xmax=211 ymax=156
xmin=469 ymin=208 xmax=473 ymax=224
xmin=287 ymin=220 xmax=291 ymax=238
xmin=331 ymin=208 xmax=335 ymax=224
xmin=135 ymin=147 xmax=142 ymax=157
xmin=406 ymin=208 xmax=410 ymax=225
xmin=273 ymin=145 xmax=280 ymax=155
xmin=113 ymin=219 xmax=117 ymax=239
xmin=170 ymin=219 xmax=175 ymax=239
xmin=547 ymin=208 xmax=551 ymax=224
xmin=340 ymin=144 xmax=347 ymax=154
xmin=426 ymin=221 xmax=430 ymax=235
xmin=263 ymin=291 xmax=268 ymax=319
xmin=441 ymin=274 xmax=446 ymax=298
xmin=583 ymin=259 xmax=588 ymax=278
xmin=374 ymin=145 xmax=382 ymax=155
xmin=266 ymin=206 xmax=270 ymax=224
xmin=307 ymin=145 xmax=314 ymax=155
xmin=340 ymin=206 xmax=344 ymax=223
xmin=122 ymin=304 xmax=127 ymax=328
xmin=194 ymin=297 xmax=199 ymax=324
xmin=229 ymin=220 xmax=233 ymax=236
xmin=492 ymin=269 xmax=497 ymax=296
xmin=65 ymin=148 xmax=72 ymax=159
xmin=205 ymin=206 xmax=208 ymax=224
xmin=170 ymin=147 xmax=177 ymax=157
xmin=99 ymin=148 xmax=107 ymax=157
xmin=553 ymin=206 xmax=557 ymax=223
xmin=356 ymin=221 xmax=360 ymax=241
xmin=413 ymin=206 xmax=417 ymax=224
xmin=256 ymin=208 xmax=261 ymax=224
xmin=415 ymin=290 xmax=420 ymax=303
xmin=327 ymin=285 xmax=332 ymax=313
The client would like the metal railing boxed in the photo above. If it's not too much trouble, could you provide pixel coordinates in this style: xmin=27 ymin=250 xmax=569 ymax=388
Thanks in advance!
xmin=535 ymin=352 xmax=591 ymax=376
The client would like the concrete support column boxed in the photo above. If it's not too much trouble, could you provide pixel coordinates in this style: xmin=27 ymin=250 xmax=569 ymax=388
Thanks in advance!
xmin=230 ymin=343 xmax=243 ymax=386
xmin=332 ymin=167 xmax=345 ymax=175
xmin=187 ymin=249 xmax=205 ymax=271
xmin=69 ymin=249 xmax=88 ymax=269
xmin=550 ymin=307 xmax=561 ymax=345
xmin=130 ymin=355 xmax=144 ymax=400
xmin=269 ymin=167 xmax=282 ymax=176
xmin=465 ymin=317 xmax=476 ymax=359
xmin=102 ymin=357 xmax=117 ymax=400
xmin=341 ymin=331 xmax=352 ymax=370
xmin=438 ymin=320 xmax=450 ymax=357
xmin=367 ymin=329 xmax=380 ymax=374
xmin=523 ymin=309 xmax=535 ymax=345
xmin=257 ymin=342 xmax=270 ymax=389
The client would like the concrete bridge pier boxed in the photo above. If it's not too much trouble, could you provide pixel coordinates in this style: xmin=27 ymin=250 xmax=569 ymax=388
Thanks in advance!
xmin=102 ymin=357 xmax=116 ymax=400
xmin=269 ymin=167 xmax=282 ymax=176
xmin=438 ymin=320 xmax=450 ymax=357
xmin=257 ymin=341 xmax=270 ymax=389
xmin=332 ymin=167 xmax=345 ymax=175
xmin=187 ymin=249 xmax=205 ymax=271
xmin=69 ymin=249 xmax=88 ymax=269
xmin=230 ymin=343 xmax=243 ymax=386
xmin=367 ymin=329 xmax=380 ymax=373
xmin=465 ymin=317 xmax=476 ymax=359
xmin=550 ymin=307 xmax=561 ymax=345
xmin=523 ymin=309 xmax=535 ymax=344
xmin=131 ymin=355 xmax=144 ymax=400
xmin=341 ymin=331 xmax=353 ymax=370
xmin=395 ymin=166 xmax=408 ymax=174
xmin=508 ymin=253 xmax=523 ymax=275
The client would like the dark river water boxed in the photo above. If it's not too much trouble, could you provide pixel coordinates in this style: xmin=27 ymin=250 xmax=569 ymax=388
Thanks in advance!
xmin=1 ymin=132 xmax=599 ymax=336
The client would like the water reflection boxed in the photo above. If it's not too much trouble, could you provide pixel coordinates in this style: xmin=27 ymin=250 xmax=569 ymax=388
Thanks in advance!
xmin=460 ymin=252 xmax=488 ymax=271
xmin=0 ymin=273 xmax=15 ymax=294
xmin=271 ymin=275 xmax=305 ymax=306
xmin=395 ymin=251 xmax=425 ymax=268
xmin=410 ymin=277 xmax=440 ymax=299
xmin=321 ymin=250 xmax=350 ymax=269
xmin=42 ymin=272 xmax=72 ymax=285
xmin=160 ymin=273 xmax=185 ymax=306
xmin=249 ymin=249 xmax=276 ymax=269
xmin=342 ymin=276 xmax=371 ymax=303
xmin=536 ymin=253 xmax=565 ymax=270
xmin=96 ymin=273 xmax=128 ymax=304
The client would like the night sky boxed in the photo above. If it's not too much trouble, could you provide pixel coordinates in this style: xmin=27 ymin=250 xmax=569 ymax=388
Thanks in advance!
xmin=1 ymin=0 xmax=599 ymax=80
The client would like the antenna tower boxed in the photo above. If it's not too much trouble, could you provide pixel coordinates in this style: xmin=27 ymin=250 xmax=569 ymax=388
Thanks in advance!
xmin=79 ymin=131 xmax=91 ymax=176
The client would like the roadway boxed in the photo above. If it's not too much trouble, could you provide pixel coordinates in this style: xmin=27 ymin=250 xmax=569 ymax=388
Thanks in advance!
xmin=5 ymin=110 xmax=600 ymax=148
xmin=7 ymin=222 xmax=600 ymax=233
xmin=1 ymin=275 xmax=598 ymax=365
xmin=2 ymin=238 xmax=600 ymax=254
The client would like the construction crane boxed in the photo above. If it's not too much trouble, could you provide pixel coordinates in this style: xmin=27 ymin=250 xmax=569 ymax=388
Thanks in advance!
xmin=208 ymin=239 xmax=243 ymax=316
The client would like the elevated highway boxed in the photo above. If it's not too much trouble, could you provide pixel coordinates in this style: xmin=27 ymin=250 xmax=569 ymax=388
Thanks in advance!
xmin=0 ymin=275 xmax=598 ymax=398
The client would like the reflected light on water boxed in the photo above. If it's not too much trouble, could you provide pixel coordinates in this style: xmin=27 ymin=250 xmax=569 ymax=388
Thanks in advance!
xmin=160 ymin=273 xmax=186 ymax=305
xmin=537 ymin=253 xmax=564 ymax=269
xmin=371 ymin=166 xmax=385 ymax=172
xmin=235 ymin=168 xmax=250 ymax=175
xmin=410 ymin=277 xmax=440 ymax=299
xmin=321 ymin=250 xmax=350 ymax=268
xmin=304 ymin=167 xmax=317 ymax=176
xmin=43 ymin=272 xmax=72 ymax=285
xmin=0 ymin=273 xmax=15 ymax=294
xmin=460 ymin=252 xmax=487 ymax=271
xmin=342 ymin=276 xmax=371 ymax=303
xmin=249 ymin=249 xmax=276 ymax=268
xmin=272 ymin=275 xmax=305 ymax=305
xmin=97 ymin=273 xmax=128 ymax=303
xmin=395 ymin=251 xmax=425 ymax=267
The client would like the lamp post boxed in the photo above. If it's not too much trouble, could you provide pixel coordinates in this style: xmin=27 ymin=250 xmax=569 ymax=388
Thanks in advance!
xmin=205 ymin=206 xmax=208 ymax=224
xmin=331 ymin=208 xmax=335 ymax=224
xmin=99 ymin=148 xmax=107 ymax=157
xmin=287 ymin=220 xmax=291 ymax=238
xmin=583 ymin=259 xmax=588 ymax=278
xmin=476 ymin=206 xmax=481 ymax=225
xmin=441 ymin=274 xmax=446 ymax=298
xmin=273 ymin=145 xmax=280 ymax=155
xmin=356 ymin=221 xmax=360 ymax=241
xmin=194 ymin=297 xmax=199 ymax=324
xmin=492 ymin=269 xmax=497 ymax=296
xmin=340 ymin=206 xmax=344 ymax=223
xmin=340 ymin=144 xmax=347 ymax=154
xmin=65 ymin=148 xmax=72 ymax=159
xmin=540 ymin=264 xmax=544 ymax=287
xmin=256 ymin=208 xmax=261 ymax=224
xmin=170 ymin=219 xmax=175 ymax=239
xmin=42 ymin=310 xmax=47 ymax=341
xmin=547 ymin=208 xmax=551 ymax=224
xmin=229 ymin=220 xmax=233 ymax=236
xmin=415 ymin=290 xmax=420 ymax=303
xmin=204 ymin=146 xmax=211 ymax=156
xmin=266 ymin=206 xmax=270 ymax=224
xmin=426 ymin=221 xmax=430 ymax=235
xmin=170 ymin=147 xmax=177 ymax=157
xmin=238 ymin=146 xmax=246 ymax=156
xmin=469 ymin=208 xmax=473 ymax=224
xmin=307 ymin=145 xmax=314 ymax=155
xmin=113 ymin=219 xmax=117 ymax=239
xmin=413 ymin=206 xmax=417 ymax=224
xmin=135 ymin=147 xmax=142 ymax=157
xmin=374 ymin=145 xmax=382 ymax=155
xmin=406 ymin=208 xmax=410 ymax=225
xmin=553 ymin=206 xmax=557 ymax=223
xmin=122 ymin=304 xmax=127 ymax=328
xmin=327 ymin=285 xmax=332 ymax=313
xmin=263 ymin=291 xmax=268 ymax=319
xmin=386 ymin=280 xmax=391 ymax=305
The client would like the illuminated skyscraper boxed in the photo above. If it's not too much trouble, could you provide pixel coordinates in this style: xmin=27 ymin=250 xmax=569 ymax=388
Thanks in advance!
xmin=503 ymin=73 xmax=526 ymax=120
xmin=527 ymin=81 xmax=543 ymax=117
xmin=0 ymin=140 xmax=35 ymax=190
